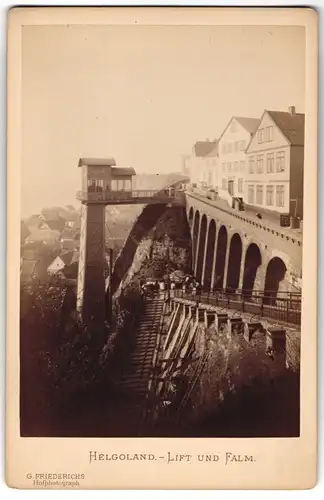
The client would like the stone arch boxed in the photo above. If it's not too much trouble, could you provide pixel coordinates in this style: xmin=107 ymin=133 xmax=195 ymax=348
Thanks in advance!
xmin=188 ymin=206 xmax=194 ymax=229
xmin=213 ymin=225 xmax=228 ymax=289
xmin=192 ymin=210 xmax=200 ymax=272
xmin=203 ymin=219 xmax=216 ymax=290
xmin=196 ymin=214 xmax=208 ymax=283
xmin=264 ymin=257 xmax=287 ymax=303
xmin=242 ymin=243 xmax=262 ymax=296
xmin=226 ymin=233 xmax=243 ymax=292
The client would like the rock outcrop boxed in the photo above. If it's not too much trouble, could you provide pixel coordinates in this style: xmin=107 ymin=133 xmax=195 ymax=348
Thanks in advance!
xmin=113 ymin=206 xmax=192 ymax=297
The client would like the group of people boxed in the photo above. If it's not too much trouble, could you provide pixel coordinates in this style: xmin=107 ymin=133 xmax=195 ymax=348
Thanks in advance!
xmin=181 ymin=275 xmax=202 ymax=295
xmin=140 ymin=279 xmax=176 ymax=298
xmin=139 ymin=274 xmax=203 ymax=299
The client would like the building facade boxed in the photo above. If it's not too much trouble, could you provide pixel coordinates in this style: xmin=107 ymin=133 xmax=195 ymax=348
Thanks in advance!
xmin=245 ymin=107 xmax=304 ymax=218
xmin=185 ymin=139 xmax=218 ymax=188
xmin=218 ymin=117 xmax=260 ymax=204
xmin=205 ymin=143 xmax=219 ymax=189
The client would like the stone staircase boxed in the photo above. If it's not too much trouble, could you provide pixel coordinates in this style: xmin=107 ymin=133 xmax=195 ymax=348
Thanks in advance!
xmin=114 ymin=296 xmax=164 ymax=434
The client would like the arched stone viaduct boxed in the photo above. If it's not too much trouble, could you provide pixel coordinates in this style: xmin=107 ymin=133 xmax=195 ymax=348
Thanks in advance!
xmin=186 ymin=193 xmax=302 ymax=298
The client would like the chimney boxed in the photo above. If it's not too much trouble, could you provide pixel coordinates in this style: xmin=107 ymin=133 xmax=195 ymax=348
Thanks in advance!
xmin=288 ymin=106 xmax=296 ymax=115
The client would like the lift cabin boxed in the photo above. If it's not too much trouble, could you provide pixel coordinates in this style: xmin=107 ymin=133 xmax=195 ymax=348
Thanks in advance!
xmin=77 ymin=157 xmax=136 ymax=204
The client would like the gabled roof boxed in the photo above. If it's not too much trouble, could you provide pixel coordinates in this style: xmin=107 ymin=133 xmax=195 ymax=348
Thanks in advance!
xmin=267 ymin=110 xmax=305 ymax=146
xmin=234 ymin=117 xmax=260 ymax=135
xmin=193 ymin=140 xmax=218 ymax=157
xmin=42 ymin=206 xmax=78 ymax=222
xmin=206 ymin=142 xmax=219 ymax=157
xmin=41 ymin=208 xmax=62 ymax=222
xmin=218 ymin=116 xmax=260 ymax=145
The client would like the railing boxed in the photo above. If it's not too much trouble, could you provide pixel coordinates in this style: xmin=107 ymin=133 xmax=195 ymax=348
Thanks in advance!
xmin=186 ymin=191 xmax=302 ymax=246
xmin=173 ymin=288 xmax=302 ymax=326
xmin=76 ymin=189 xmax=184 ymax=203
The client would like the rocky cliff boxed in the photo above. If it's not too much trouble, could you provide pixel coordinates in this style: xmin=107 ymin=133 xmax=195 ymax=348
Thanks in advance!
xmin=112 ymin=206 xmax=192 ymax=296
xmin=180 ymin=320 xmax=300 ymax=437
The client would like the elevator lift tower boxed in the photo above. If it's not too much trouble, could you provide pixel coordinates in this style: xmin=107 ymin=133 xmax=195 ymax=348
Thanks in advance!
xmin=76 ymin=158 xmax=136 ymax=327
xmin=76 ymin=157 xmax=186 ymax=329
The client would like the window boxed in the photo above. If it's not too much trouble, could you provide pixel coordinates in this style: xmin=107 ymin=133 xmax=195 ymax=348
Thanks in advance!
xmin=227 ymin=162 xmax=232 ymax=172
xmin=238 ymin=178 xmax=243 ymax=193
xmin=258 ymin=129 xmax=265 ymax=143
xmin=266 ymin=185 xmax=274 ymax=206
xmin=231 ymin=121 xmax=237 ymax=132
xmin=88 ymin=179 xmax=104 ymax=190
xmin=234 ymin=141 xmax=239 ymax=153
xmin=222 ymin=163 xmax=226 ymax=172
xmin=222 ymin=178 xmax=228 ymax=190
xmin=240 ymin=141 xmax=246 ymax=151
xmin=248 ymin=185 xmax=254 ymax=204
xmin=265 ymin=126 xmax=274 ymax=142
xmin=124 ymin=179 xmax=132 ymax=191
xmin=228 ymin=143 xmax=233 ymax=153
xmin=117 ymin=179 xmax=125 ymax=191
xmin=240 ymin=160 xmax=245 ymax=172
xmin=276 ymin=151 xmax=285 ymax=172
xmin=276 ymin=185 xmax=285 ymax=207
xmin=222 ymin=143 xmax=227 ymax=154
xmin=256 ymin=154 xmax=264 ymax=173
xmin=256 ymin=185 xmax=263 ymax=205
xmin=266 ymin=153 xmax=275 ymax=173
xmin=234 ymin=161 xmax=239 ymax=172
xmin=248 ymin=156 xmax=255 ymax=173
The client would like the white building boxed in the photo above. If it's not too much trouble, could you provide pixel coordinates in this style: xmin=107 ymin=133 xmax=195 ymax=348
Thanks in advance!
xmin=218 ymin=117 xmax=260 ymax=205
xmin=245 ymin=106 xmax=304 ymax=218
xmin=47 ymin=250 xmax=79 ymax=276
xmin=185 ymin=139 xmax=218 ymax=188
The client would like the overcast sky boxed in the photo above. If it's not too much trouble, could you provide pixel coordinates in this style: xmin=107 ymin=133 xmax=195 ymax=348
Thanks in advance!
xmin=21 ymin=25 xmax=305 ymax=216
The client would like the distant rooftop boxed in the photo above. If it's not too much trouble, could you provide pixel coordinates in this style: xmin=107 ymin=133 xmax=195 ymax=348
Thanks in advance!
xmin=193 ymin=140 xmax=218 ymax=157
xmin=234 ymin=117 xmax=260 ymax=135
xmin=41 ymin=206 xmax=78 ymax=222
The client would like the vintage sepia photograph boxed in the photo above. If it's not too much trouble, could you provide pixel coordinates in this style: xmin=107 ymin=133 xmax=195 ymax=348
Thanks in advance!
xmin=5 ymin=5 xmax=318 ymax=490
xmin=18 ymin=20 xmax=306 ymax=440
